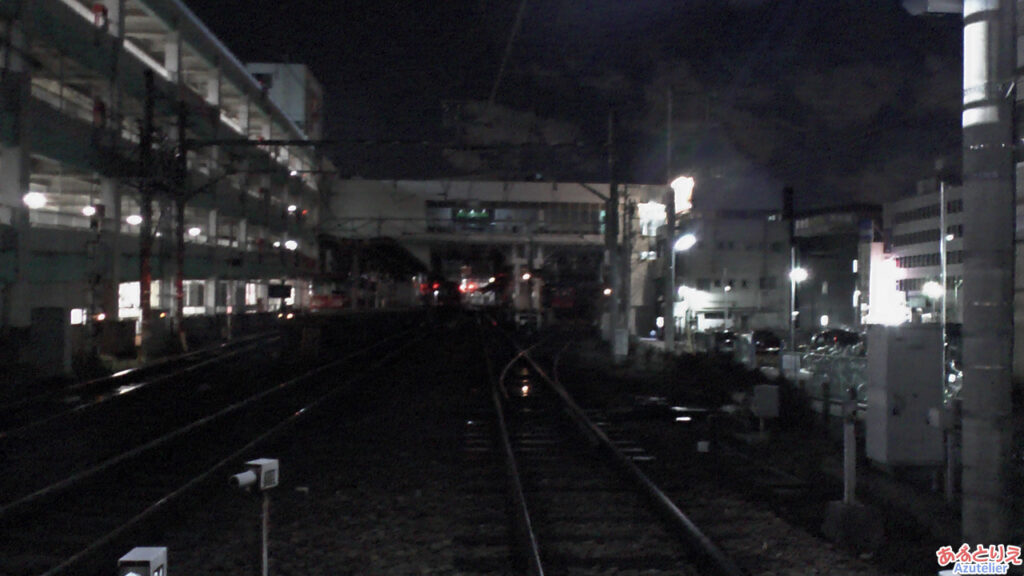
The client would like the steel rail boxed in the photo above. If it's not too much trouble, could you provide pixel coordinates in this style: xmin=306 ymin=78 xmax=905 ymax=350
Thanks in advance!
xmin=0 ymin=331 xmax=275 ymax=414
xmin=0 ymin=327 xmax=416 ymax=519
xmin=516 ymin=342 xmax=750 ymax=576
xmin=38 ymin=327 xmax=426 ymax=576
xmin=482 ymin=335 xmax=545 ymax=576
xmin=0 ymin=337 xmax=276 ymax=439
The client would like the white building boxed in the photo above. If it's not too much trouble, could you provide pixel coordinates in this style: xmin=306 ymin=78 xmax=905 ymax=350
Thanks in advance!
xmin=883 ymin=181 xmax=964 ymax=323
xmin=0 ymin=0 xmax=325 ymax=371
xmin=671 ymin=210 xmax=791 ymax=334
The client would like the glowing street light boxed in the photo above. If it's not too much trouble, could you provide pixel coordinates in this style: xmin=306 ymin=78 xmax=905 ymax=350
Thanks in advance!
xmin=188 ymin=227 xmax=201 ymax=237
xmin=126 ymin=214 xmax=143 ymax=226
xmin=669 ymin=176 xmax=694 ymax=212
xmin=284 ymin=240 xmax=298 ymax=251
xmin=923 ymin=280 xmax=944 ymax=300
xmin=789 ymin=266 xmax=808 ymax=349
xmin=22 ymin=192 xmax=46 ymax=209
xmin=674 ymin=233 xmax=697 ymax=252
xmin=521 ymin=272 xmax=531 ymax=281
xmin=81 ymin=205 xmax=97 ymax=217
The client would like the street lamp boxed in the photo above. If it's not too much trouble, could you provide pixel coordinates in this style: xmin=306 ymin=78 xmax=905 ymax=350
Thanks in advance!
xmin=674 ymin=232 xmax=697 ymax=252
xmin=665 ymin=176 xmax=695 ymax=352
xmin=789 ymin=266 xmax=808 ymax=349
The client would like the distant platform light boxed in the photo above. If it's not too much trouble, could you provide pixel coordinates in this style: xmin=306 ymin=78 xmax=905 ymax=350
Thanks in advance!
xmin=126 ymin=214 xmax=143 ymax=225
xmin=82 ymin=205 xmax=97 ymax=217
xmin=22 ymin=192 xmax=47 ymax=209
xmin=923 ymin=280 xmax=944 ymax=300
xmin=273 ymin=241 xmax=282 ymax=248
xmin=284 ymin=240 xmax=298 ymax=251
xmin=188 ymin=227 xmax=201 ymax=237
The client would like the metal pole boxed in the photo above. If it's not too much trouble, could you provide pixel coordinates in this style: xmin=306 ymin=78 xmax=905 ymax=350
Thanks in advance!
xmin=960 ymin=0 xmax=1015 ymax=542
xmin=843 ymin=386 xmax=857 ymax=504
xmin=664 ymin=88 xmax=676 ymax=352
xmin=606 ymin=111 xmax=622 ymax=359
xmin=174 ymin=101 xmax=187 ymax=350
xmin=789 ymin=246 xmax=796 ymax=350
xmin=138 ymin=69 xmax=154 ymax=360
xmin=261 ymin=491 xmax=269 ymax=576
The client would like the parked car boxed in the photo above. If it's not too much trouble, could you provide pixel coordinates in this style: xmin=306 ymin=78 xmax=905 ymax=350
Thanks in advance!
xmin=751 ymin=329 xmax=782 ymax=353
xmin=712 ymin=330 xmax=737 ymax=355
xmin=809 ymin=328 xmax=863 ymax=353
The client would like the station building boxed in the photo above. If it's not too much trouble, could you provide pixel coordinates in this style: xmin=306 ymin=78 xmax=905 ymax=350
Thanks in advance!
xmin=0 ymin=0 xmax=325 ymax=373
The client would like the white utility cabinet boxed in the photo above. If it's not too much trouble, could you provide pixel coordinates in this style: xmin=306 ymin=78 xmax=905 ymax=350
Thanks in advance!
xmin=865 ymin=324 xmax=944 ymax=466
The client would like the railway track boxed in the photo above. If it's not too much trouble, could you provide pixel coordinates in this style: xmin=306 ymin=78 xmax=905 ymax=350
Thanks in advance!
xmin=0 ymin=332 xmax=278 ymax=437
xmin=0 ymin=317 xmax=422 ymax=576
xmin=461 ymin=321 xmax=748 ymax=576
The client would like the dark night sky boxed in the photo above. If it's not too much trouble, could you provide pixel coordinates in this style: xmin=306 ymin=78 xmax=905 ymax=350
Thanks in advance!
xmin=184 ymin=0 xmax=962 ymax=210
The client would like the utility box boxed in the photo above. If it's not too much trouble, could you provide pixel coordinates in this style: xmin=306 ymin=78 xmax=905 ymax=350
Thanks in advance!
xmin=865 ymin=324 xmax=944 ymax=466
xmin=751 ymin=384 xmax=779 ymax=419
xmin=118 ymin=547 xmax=167 ymax=576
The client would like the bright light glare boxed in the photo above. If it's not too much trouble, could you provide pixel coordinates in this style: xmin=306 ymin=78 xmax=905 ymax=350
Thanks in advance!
xmin=273 ymin=241 xmax=282 ymax=248
xmin=488 ymin=276 xmax=496 ymax=283
xmin=789 ymin=267 xmax=808 ymax=283
xmin=521 ymin=385 xmax=530 ymax=397
xmin=284 ymin=240 xmax=298 ymax=251
xmin=188 ymin=227 xmax=201 ymax=237
xmin=522 ymin=272 xmax=531 ymax=281
xmin=656 ymin=316 xmax=664 ymax=329
xmin=289 ymin=170 xmax=298 ymax=176
xmin=675 ymin=416 xmax=692 ymax=422
xmin=22 ymin=192 xmax=47 ymax=209
xmin=946 ymin=233 xmax=955 ymax=242
xmin=126 ymin=214 xmax=143 ymax=225
xmin=95 ymin=312 xmax=106 ymax=322
xmin=603 ymin=287 xmax=613 ymax=296
xmin=287 ymin=204 xmax=297 ymax=213
xmin=82 ymin=205 xmax=97 ymax=217
xmin=922 ymin=280 xmax=944 ymax=299
xmin=674 ymin=233 xmax=697 ymax=252
xmin=820 ymin=314 xmax=829 ymax=327
xmin=669 ymin=176 xmax=695 ymax=212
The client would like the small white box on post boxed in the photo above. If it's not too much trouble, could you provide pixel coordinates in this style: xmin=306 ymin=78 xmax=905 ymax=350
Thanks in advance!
xmin=751 ymin=385 xmax=779 ymax=420
xmin=118 ymin=546 xmax=167 ymax=576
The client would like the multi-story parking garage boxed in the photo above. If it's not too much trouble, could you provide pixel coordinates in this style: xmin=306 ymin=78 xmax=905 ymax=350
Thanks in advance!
xmin=1 ymin=0 xmax=324 ymax=372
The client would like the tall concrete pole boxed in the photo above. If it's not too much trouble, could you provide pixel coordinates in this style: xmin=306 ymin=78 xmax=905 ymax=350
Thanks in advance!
xmin=960 ymin=0 xmax=1015 ymax=542
xmin=139 ymin=70 xmax=155 ymax=360
xmin=606 ymin=111 xmax=621 ymax=358
xmin=664 ymin=88 xmax=676 ymax=352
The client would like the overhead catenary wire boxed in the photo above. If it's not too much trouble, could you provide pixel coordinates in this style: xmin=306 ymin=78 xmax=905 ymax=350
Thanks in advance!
xmin=487 ymin=0 xmax=529 ymax=109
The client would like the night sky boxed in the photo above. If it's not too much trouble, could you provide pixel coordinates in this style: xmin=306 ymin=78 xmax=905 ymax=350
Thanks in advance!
xmin=184 ymin=0 xmax=962 ymax=210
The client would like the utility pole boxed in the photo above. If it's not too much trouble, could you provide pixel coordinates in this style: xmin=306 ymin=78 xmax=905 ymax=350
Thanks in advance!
xmin=960 ymin=0 xmax=1015 ymax=543
xmin=174 ymin=99 xmax=188 ymax=350
xmin=622 ymin=194 xmax=633 ymax=340
xmin=664 ymin=88 xmax=676 ymax=352
xmin=138 ymin=69 xmax=155 ymax=360
xmin=606 ymin=111 xmax=623 ymax=361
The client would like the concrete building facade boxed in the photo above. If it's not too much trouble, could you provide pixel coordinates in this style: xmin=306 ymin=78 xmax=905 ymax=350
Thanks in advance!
xmin=0 ymin=0 xmax=324 ymax=372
